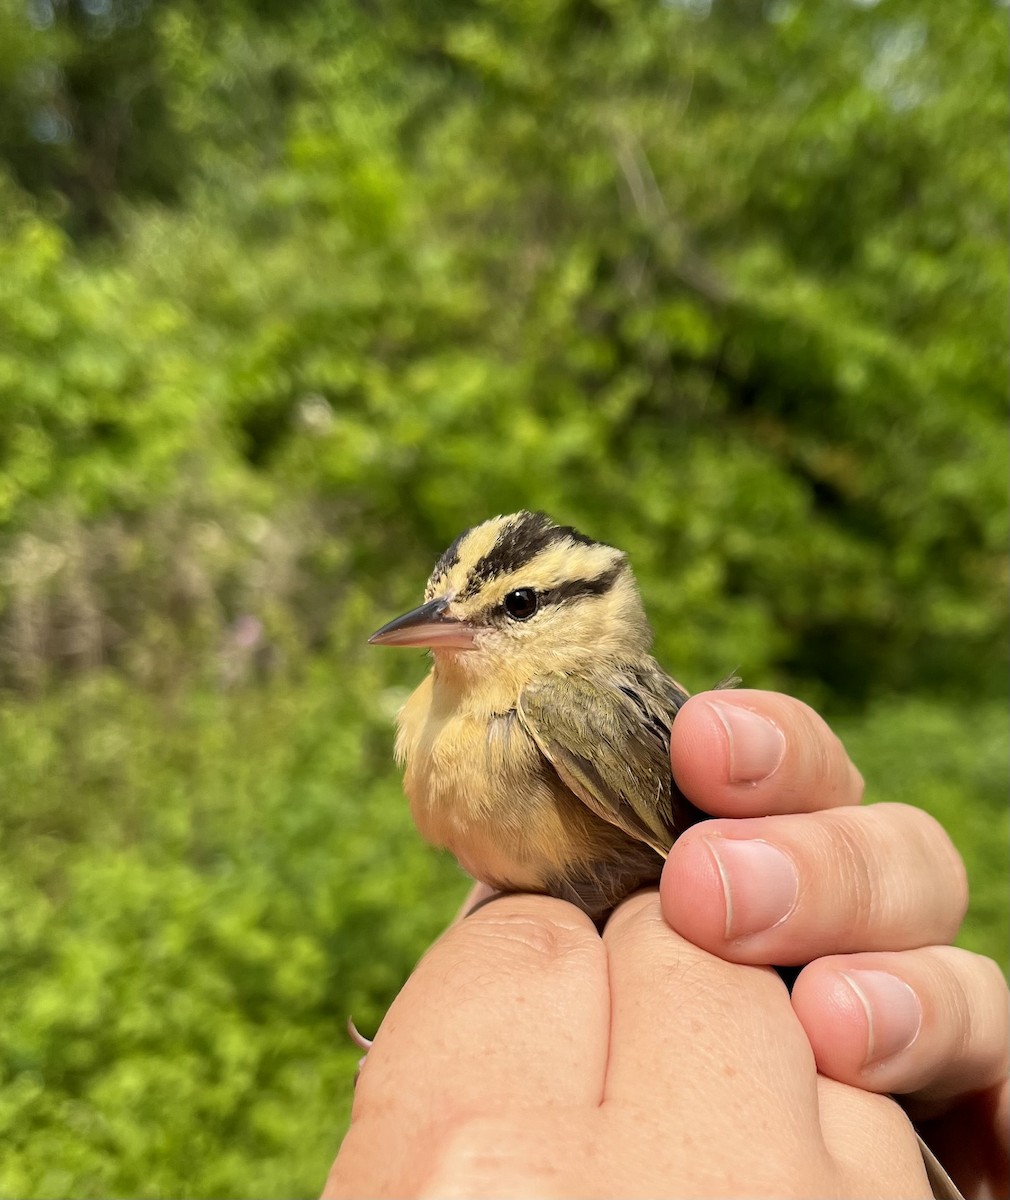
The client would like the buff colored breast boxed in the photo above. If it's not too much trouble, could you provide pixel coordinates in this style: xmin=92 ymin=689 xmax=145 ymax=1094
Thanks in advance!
xmin=395 ymin=670 xmax=603 ymax=892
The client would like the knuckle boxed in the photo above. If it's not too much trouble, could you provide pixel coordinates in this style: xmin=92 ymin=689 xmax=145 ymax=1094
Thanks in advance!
xmin=823 ymin=809 xmax=877 ymax=935
xmin=818 ymin=727 xmax=856 ymax=802
xmin=419 ymin=1114 xmax=501 ymax=1193
xmin=976 ymin=952 xmax=1010 ymax=1006
xmin=797 ymin=699 xmax=834 ymax=765
xmin=820 ymin=804 xmax=968 ymax=945
xmin=790 ymin=699 xmax=861 ymax=805
xmin=847 ymin=761 xmax=865 ymax=805
xmin=978 ymin=958 xmax=1010 ymax=1074
xmin=941 ymin=968 xmax=975 ymax=1062
xmin=464 ymin=900 xmax=598 ymax=966
xmin=417 ymin=1114 xmax=543 ymax=1199
xmin=602 ymin=889 xmax=662 ymax=942
xmin=919 ymin=811 xmax=969 ymax=929
xmin=864 ymin=1091 xmax=917 ymax=1142
xmin=932 ymin=947 xmax=1009 ymax=1055
xmin=885 ymin=804 xmax=969 ymax=934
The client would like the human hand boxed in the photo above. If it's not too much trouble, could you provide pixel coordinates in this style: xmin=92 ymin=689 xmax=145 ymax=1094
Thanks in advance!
xmin=324 ymin=890 xmax=938 ymax=1198
xmin=662 ymin=690 xmax=1008 ymax=1199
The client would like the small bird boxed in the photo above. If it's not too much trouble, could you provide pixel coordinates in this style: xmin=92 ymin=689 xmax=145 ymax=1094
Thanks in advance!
xmin=367 ymin=510 xmax=963 ymax=1200
xmin=368 ymin=510 xmax=714 ymax=921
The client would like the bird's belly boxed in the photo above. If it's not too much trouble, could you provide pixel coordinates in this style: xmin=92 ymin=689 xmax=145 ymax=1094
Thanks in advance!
xmin=403 ymin=708 xmax=587 ymax=893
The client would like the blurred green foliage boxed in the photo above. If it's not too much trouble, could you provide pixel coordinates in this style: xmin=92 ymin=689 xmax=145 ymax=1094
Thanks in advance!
xmin=0 ymin=665 xmax=465 ymax=1198
xmin=0 ymin=0 xmax=1006 ymax=1196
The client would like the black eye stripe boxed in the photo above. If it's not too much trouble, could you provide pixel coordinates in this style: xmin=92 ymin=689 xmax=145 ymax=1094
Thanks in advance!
xmin=541 ymin=562 xmax=623 ymax=605
xmin=481 ymin=563 xmax=623 ymax=623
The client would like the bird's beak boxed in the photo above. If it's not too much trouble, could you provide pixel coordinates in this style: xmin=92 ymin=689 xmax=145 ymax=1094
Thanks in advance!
xmin=368 ymin=597 xmax=477 ymax=650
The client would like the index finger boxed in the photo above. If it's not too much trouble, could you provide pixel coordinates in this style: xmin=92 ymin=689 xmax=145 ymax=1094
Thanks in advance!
xmin=327 ymin=894 xmax=608 ymax=1197
xmin=671 ymin=690 xmax=864 ymax=817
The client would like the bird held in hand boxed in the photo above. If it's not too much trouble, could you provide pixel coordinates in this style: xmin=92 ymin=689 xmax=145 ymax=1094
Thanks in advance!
xmin=368 ymin=511 xmax=965 ymax=1200
xmin=369 ymin=510 xmax=727 ymax=921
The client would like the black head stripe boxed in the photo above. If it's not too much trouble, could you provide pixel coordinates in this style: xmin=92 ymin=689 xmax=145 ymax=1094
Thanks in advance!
xmin=429 ymin=528 xmax=468 ymax=586
xmin=460 ymin=512 xmax=604 ymax=599
xmin=542 ymin=561 xmax=623 ymax=607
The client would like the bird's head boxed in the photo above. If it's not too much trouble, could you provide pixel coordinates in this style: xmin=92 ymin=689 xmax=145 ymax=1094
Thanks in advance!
xmin=369 ymin=511 xmax=652 ymax=687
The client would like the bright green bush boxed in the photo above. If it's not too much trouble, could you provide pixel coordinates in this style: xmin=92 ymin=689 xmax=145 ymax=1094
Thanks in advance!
xmin=0 ymin=666 xmax=466 ymax=1198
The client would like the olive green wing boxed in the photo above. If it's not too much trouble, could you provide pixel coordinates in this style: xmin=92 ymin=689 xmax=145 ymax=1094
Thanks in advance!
xmin=517 ymin=661 xmax=698 ymax=858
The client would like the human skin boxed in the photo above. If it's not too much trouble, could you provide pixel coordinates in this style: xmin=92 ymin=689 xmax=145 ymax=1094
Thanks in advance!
xmin=663 ymin=692 xmax=1008 ymax=1199
xmin=324 ymin=691 xmax=1008 ymax=1198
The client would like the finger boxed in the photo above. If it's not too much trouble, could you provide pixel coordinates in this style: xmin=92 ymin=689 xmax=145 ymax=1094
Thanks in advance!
xmin=670 ymin=690 xmax=864 ymax=817
xmin=815 ymin=1077 xmax=933 ymax=1197
xmin=661 ymin=802 xmax=967 ymax=964
xmin=792 ymin=947 xmax=1009 ymax=1107
xmin=601 ymin=891 xmax=828 ymax=1166
xmin=329 ymin=894 xmax=608 ymax=1197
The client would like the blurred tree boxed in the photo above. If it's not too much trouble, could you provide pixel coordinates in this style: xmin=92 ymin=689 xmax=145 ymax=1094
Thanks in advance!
xmin=0 ymin=1 xmax=1005 ymax=699
xmin=0 ymin=0 xmax=310 ymax=236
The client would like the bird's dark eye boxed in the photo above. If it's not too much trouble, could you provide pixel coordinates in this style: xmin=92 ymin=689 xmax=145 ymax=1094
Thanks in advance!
xmin=502 ymin=588 xmax=539 ymax=620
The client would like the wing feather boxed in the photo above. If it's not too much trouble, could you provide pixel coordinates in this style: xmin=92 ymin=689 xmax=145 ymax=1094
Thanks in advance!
xmin=517 ymin=660 xmax=698 ymax=858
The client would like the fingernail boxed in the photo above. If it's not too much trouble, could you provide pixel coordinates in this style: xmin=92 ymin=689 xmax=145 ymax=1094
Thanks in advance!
xmin=704 ymin=837 xmax=799 ymax=940
xmin=837 ymin=970 xmax=922 ymax=1067
xmin=707 ymin=701 xmax=786 ymax=784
